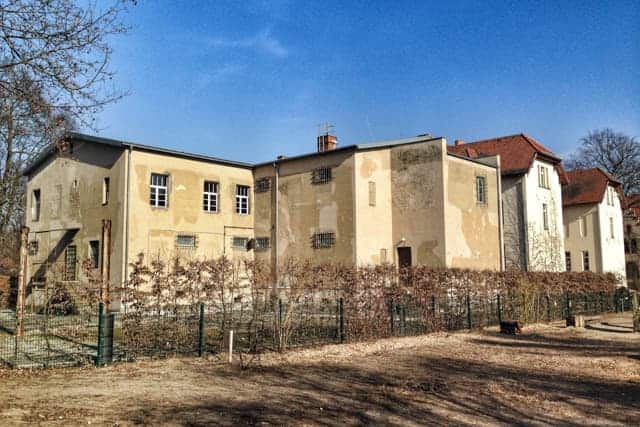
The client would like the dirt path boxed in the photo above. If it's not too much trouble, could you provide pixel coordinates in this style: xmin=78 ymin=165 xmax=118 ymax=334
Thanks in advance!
xmin=1 ymin=313 xmax=639 ymax=426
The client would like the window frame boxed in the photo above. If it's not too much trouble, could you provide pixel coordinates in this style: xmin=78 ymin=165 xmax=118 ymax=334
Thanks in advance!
xmin=255 ymin=177 xmax=271 ymax=193
xmin=232 ymin=236 xmax=249 ymax=249
xmin=538 ymin=165 xmax=550 ymax=189
xmin=609 ymin=217 xmax=615 ymax=239
xmin=176 ymin=234 xmax=197 ymax=248
xmin=102 ymin=177 xmax=110 ymax=206
xmin=582 ymin=250 xmax=590 ymax=272
xmin=150 ymin=173 xmax=169 ymax=208
xmin=311 ymin=167 xmax=332 ymax=185
xmin=565 ymin=251 xmax=571 ymax=272
xmin=312 ymin=232 xmax=336 ymax=249
xmin=475 ymin=176 xmax=487 ymax=204
xmin=255 ymin=237 xmax=270 ymax=250
xmin=31 ymin=189 xmax=41 ymax=221
xmin=542 ymin=203 xmax=549 ymax=231
xmin=89 ymin=240 xmax=100 ymax=269
xmin=64 ymin=245 xmax=78 ymax=281
xmin=203 ymin=181 xmax=219 ymax=213
xmin=235 ymin=185 xmax=250 ymax=215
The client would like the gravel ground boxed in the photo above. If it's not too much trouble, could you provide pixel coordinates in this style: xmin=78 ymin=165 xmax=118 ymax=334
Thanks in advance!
xmin=0 ymin=313 xmax=638 ymax=426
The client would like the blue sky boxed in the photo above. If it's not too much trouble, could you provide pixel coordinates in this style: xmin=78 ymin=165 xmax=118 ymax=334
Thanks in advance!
xmin=95 ymin=0 xmax=640 ymax=162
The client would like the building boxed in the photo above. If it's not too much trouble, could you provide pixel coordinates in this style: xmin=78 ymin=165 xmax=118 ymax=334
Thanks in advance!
xmin=22 ymin=132 xmax=504 ymax=309
xmin=623 ymin=194 xmax=640 ymax=289
xmin=448 ymin=134 xmax=567 ymax=271
xmin=561 ymin=168 xmax=626 ymax=283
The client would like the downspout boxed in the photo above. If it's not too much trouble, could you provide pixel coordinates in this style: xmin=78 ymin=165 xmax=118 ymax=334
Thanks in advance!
xmin=273 ymin=161 xmax=279 ymax=286
xmin=122 ymin=146 xmax=132 ymax=305
xmin=496 ymin=157 xmax=505 ymax=271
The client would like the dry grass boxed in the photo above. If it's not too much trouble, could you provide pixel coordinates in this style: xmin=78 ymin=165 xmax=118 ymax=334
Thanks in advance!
xmin=0 ymin=313 xmax=638 ymax=426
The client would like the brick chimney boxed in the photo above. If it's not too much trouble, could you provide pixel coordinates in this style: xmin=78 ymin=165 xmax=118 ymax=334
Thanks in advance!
xmin=317 ymin=124 xmax=337 ymax=152
xmin=454 ymin=139 xmax=466 ymax=146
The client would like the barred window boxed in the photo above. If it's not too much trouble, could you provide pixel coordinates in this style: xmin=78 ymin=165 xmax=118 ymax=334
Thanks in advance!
xmin=255 ymin=178 xmax=271 ymax=193
xmin=255 ymin=237 xmax=270 ymax=250
xmin=203 ymin=181 xmax=219 ymax=212
xmin=28 ymin=240 xmax=38 ymax=256
xmin=150 ymin=173 xmax=168 ymax=207
xmin=475 ymin=176 xmax=487 ymax=204
xmin=176 ymin=235 xmax=196 ymax=248
xmin=312 ymin=232 xmax=335 ymax=249
xmin=311 ymin=167 xmax=332 ymax=184
xmin=64 ymin=245 xmax=77 ymax=281
xmin=232 ymin=236 xmax=249 ymax=249
xmin=235 ymin=185 xmax=250 ymax=215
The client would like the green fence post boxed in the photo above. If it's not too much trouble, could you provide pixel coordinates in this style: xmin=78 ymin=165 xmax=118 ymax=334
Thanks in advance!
xmin=338 ymin=297 xmax=345 ymax=343
xmin=466 ymin=293 xmax=472 ymax=330
xmin=198 ymin=303 xmax=205 ymax=357
xmin=497 ymin=294 xmax=502 ymax=324
xmin=96 ymin=302 xmax=104 ymax=367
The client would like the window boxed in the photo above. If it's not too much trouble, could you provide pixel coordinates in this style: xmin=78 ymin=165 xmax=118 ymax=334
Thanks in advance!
xmin=232 ymin=236 xmax=248 ymax=249
xmin=28 ymin=241 xmax=38 ymax=256
xmin=176 ymin=235 xmax=196 ymax=248
xmin=102 ymin=177 xmax=110 ymax=205
xmin=235 ymin=185 xmax=250 ymax=215
xmin=203 ymin=181 xmax=219 ymax=212
xmin=542 ymin=203 xmax=549 ymax=231
xmin=312 ymin=232 xmax=335 ymax=249
xmin=150 ymin=173 xmax=168 ymax=207
xmin=64 ymin=245 xmax=77 ymax=281
xmin=582 ymin=251 xmax=590 ymax=272
xmin=255 ymin=237 xmax=270 ymax=250
xmin=606 ymin=187 xmax=616 ymax=206
xmin=609 ymin=217 xmax=615 ymax=239
xmin=565 ymin=252 xmax=571 ymax=272
xmin=476 ymin=176 xmax=487 ymax=204
xmin=579 ymin=216 xmax=587 ymax=237
xmin=89 ymin=240 xmax=100 ymax=269
xmin=626 ymin=225 xmax=632 ymax=235
xmin=255 ymin=178 xmax=271 ymax=193
xmin=311 ymin=167 xmax=332 ymax=184
xmin=31 ymin=189 xmax=41 ymax=221
xmin=538 ymin=165 xmax=550 ymax=189
xmin=368 ymin=181 xmax=376 ymax=206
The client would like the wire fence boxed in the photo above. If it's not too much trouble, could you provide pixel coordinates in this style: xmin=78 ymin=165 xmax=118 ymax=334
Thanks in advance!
xmin=0 ymin=287 xmax=632 ymax=369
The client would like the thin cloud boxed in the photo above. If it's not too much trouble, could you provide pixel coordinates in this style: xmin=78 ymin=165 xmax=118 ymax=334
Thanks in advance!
xmin=207 ymin=29 xmax=288 ymax=58
xmin=195 ymin=63 xmax=245 ymax=88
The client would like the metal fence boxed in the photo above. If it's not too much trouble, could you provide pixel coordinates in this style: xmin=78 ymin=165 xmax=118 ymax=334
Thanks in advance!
xmin=0 ymin=288 xmax=632 ymax=369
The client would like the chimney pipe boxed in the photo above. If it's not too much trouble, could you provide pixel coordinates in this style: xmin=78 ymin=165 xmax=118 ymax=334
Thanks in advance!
xmin=317 ymin=125 xmax=337 ymax=152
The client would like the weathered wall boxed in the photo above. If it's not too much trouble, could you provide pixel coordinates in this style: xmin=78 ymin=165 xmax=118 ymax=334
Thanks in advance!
xmin=523 ymin=158 xmax=566 ymax=271
xmin=445 ymin=155 xmax=501 ymax=270
xmin=126 ymin=149 xmax=254 ymax=268
xmin=391 ymin=140 xmax=446 ymax=267
xmin=25 ymin=141 xmax=127 ymax=292
xmin=501 ymin=176 xmax=527 ymax=270
xmin=354 ymin=149 xmax=393 ymax=265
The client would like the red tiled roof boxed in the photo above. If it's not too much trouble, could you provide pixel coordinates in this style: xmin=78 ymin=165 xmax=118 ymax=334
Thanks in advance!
xmin=562 ymin=168 xmax=621 ymax=206
xmin=447 ymin=134 xmax=568 ymax=183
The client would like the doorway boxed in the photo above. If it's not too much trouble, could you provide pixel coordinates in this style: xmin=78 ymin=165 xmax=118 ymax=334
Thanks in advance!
xmin=397 ymin=247 xmax=412 ymax=268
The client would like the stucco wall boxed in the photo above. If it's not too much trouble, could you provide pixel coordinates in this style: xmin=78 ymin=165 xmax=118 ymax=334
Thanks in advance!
xmin=126 ymin=149 xmax=254 ymax=267
xmin=391 ymin=140 xmax=446 ymax=267
xmin=564 ymin=204 xmax=599 ymax=272
xmin=445 ymin=155 xmax=501 ymax=270
xmin=501 ymin=176 xmax=527 ymax=270
xmin=25 ymin=141 xmax=127 ymax=290
xmin=596 ymin=187 xmax=626 ymax=283
xmin=523 ymin=158 xmax=565 ymax=271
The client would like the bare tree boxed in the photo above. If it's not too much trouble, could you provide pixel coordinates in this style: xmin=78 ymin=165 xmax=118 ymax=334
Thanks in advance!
xmin=566 ymin=128 xmax=640 ymax=194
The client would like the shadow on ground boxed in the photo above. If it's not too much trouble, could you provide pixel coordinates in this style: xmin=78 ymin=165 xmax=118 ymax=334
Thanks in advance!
xmin=124 ymin=331 xmax=640 ymax=426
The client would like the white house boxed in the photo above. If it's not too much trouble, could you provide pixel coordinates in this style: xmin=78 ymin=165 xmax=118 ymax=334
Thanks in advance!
xmin=562 ymin=168 xmax=626 ymax=283
xmin=449 ymin=134 xmax=567 ymax=271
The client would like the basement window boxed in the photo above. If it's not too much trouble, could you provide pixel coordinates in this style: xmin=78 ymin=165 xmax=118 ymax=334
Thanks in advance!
xmin=176 ymin=235 xmax=197 ymax=248
xmin=89 ymin=240 xmax=100 ymax=269
xmin=255 ymin=237 xmax=270 ymax=250
xmin=232 ymin=236 xmax=249 ymax=249
xmin=150 ymin=173 xmax=168 ymax=208
xmin=311 ymin=167 xmax=332 ymax=184
xmin=31 ymin=189 xmax=41 ymax=221
xmin=312 ymin=232 xmax=335 ymax=249
xmin=255 ymin=178 xmax=271 ymax=193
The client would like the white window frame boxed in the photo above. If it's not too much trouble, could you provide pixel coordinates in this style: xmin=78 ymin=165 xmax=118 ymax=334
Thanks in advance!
xmin=475 ymin=176 xmax=487 ymax=204
xmin=235 ymin=185 xmax=250 ymax=215
xmin=538 ymin=165 xmax=550 ymax=189
xmin=542 ymin=203 xmax=549 ymax=231
xmin=203 ymin=181 xmax=219 ymax=213
xmin=150 ymin=173 xmax=168 ymax=208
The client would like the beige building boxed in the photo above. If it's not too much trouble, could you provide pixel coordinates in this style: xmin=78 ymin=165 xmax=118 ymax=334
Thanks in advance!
xmin=23 ymin=132 xmax=504 ymax=309
xmin=562 ymin=168 xmax=626 ymax=283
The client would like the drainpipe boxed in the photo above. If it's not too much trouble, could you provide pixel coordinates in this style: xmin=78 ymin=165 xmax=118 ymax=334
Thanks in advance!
xmin=273 ymin=161 xmax=279 ymax=287
xmin=122 ymin=146 xmax=132 ymax=309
